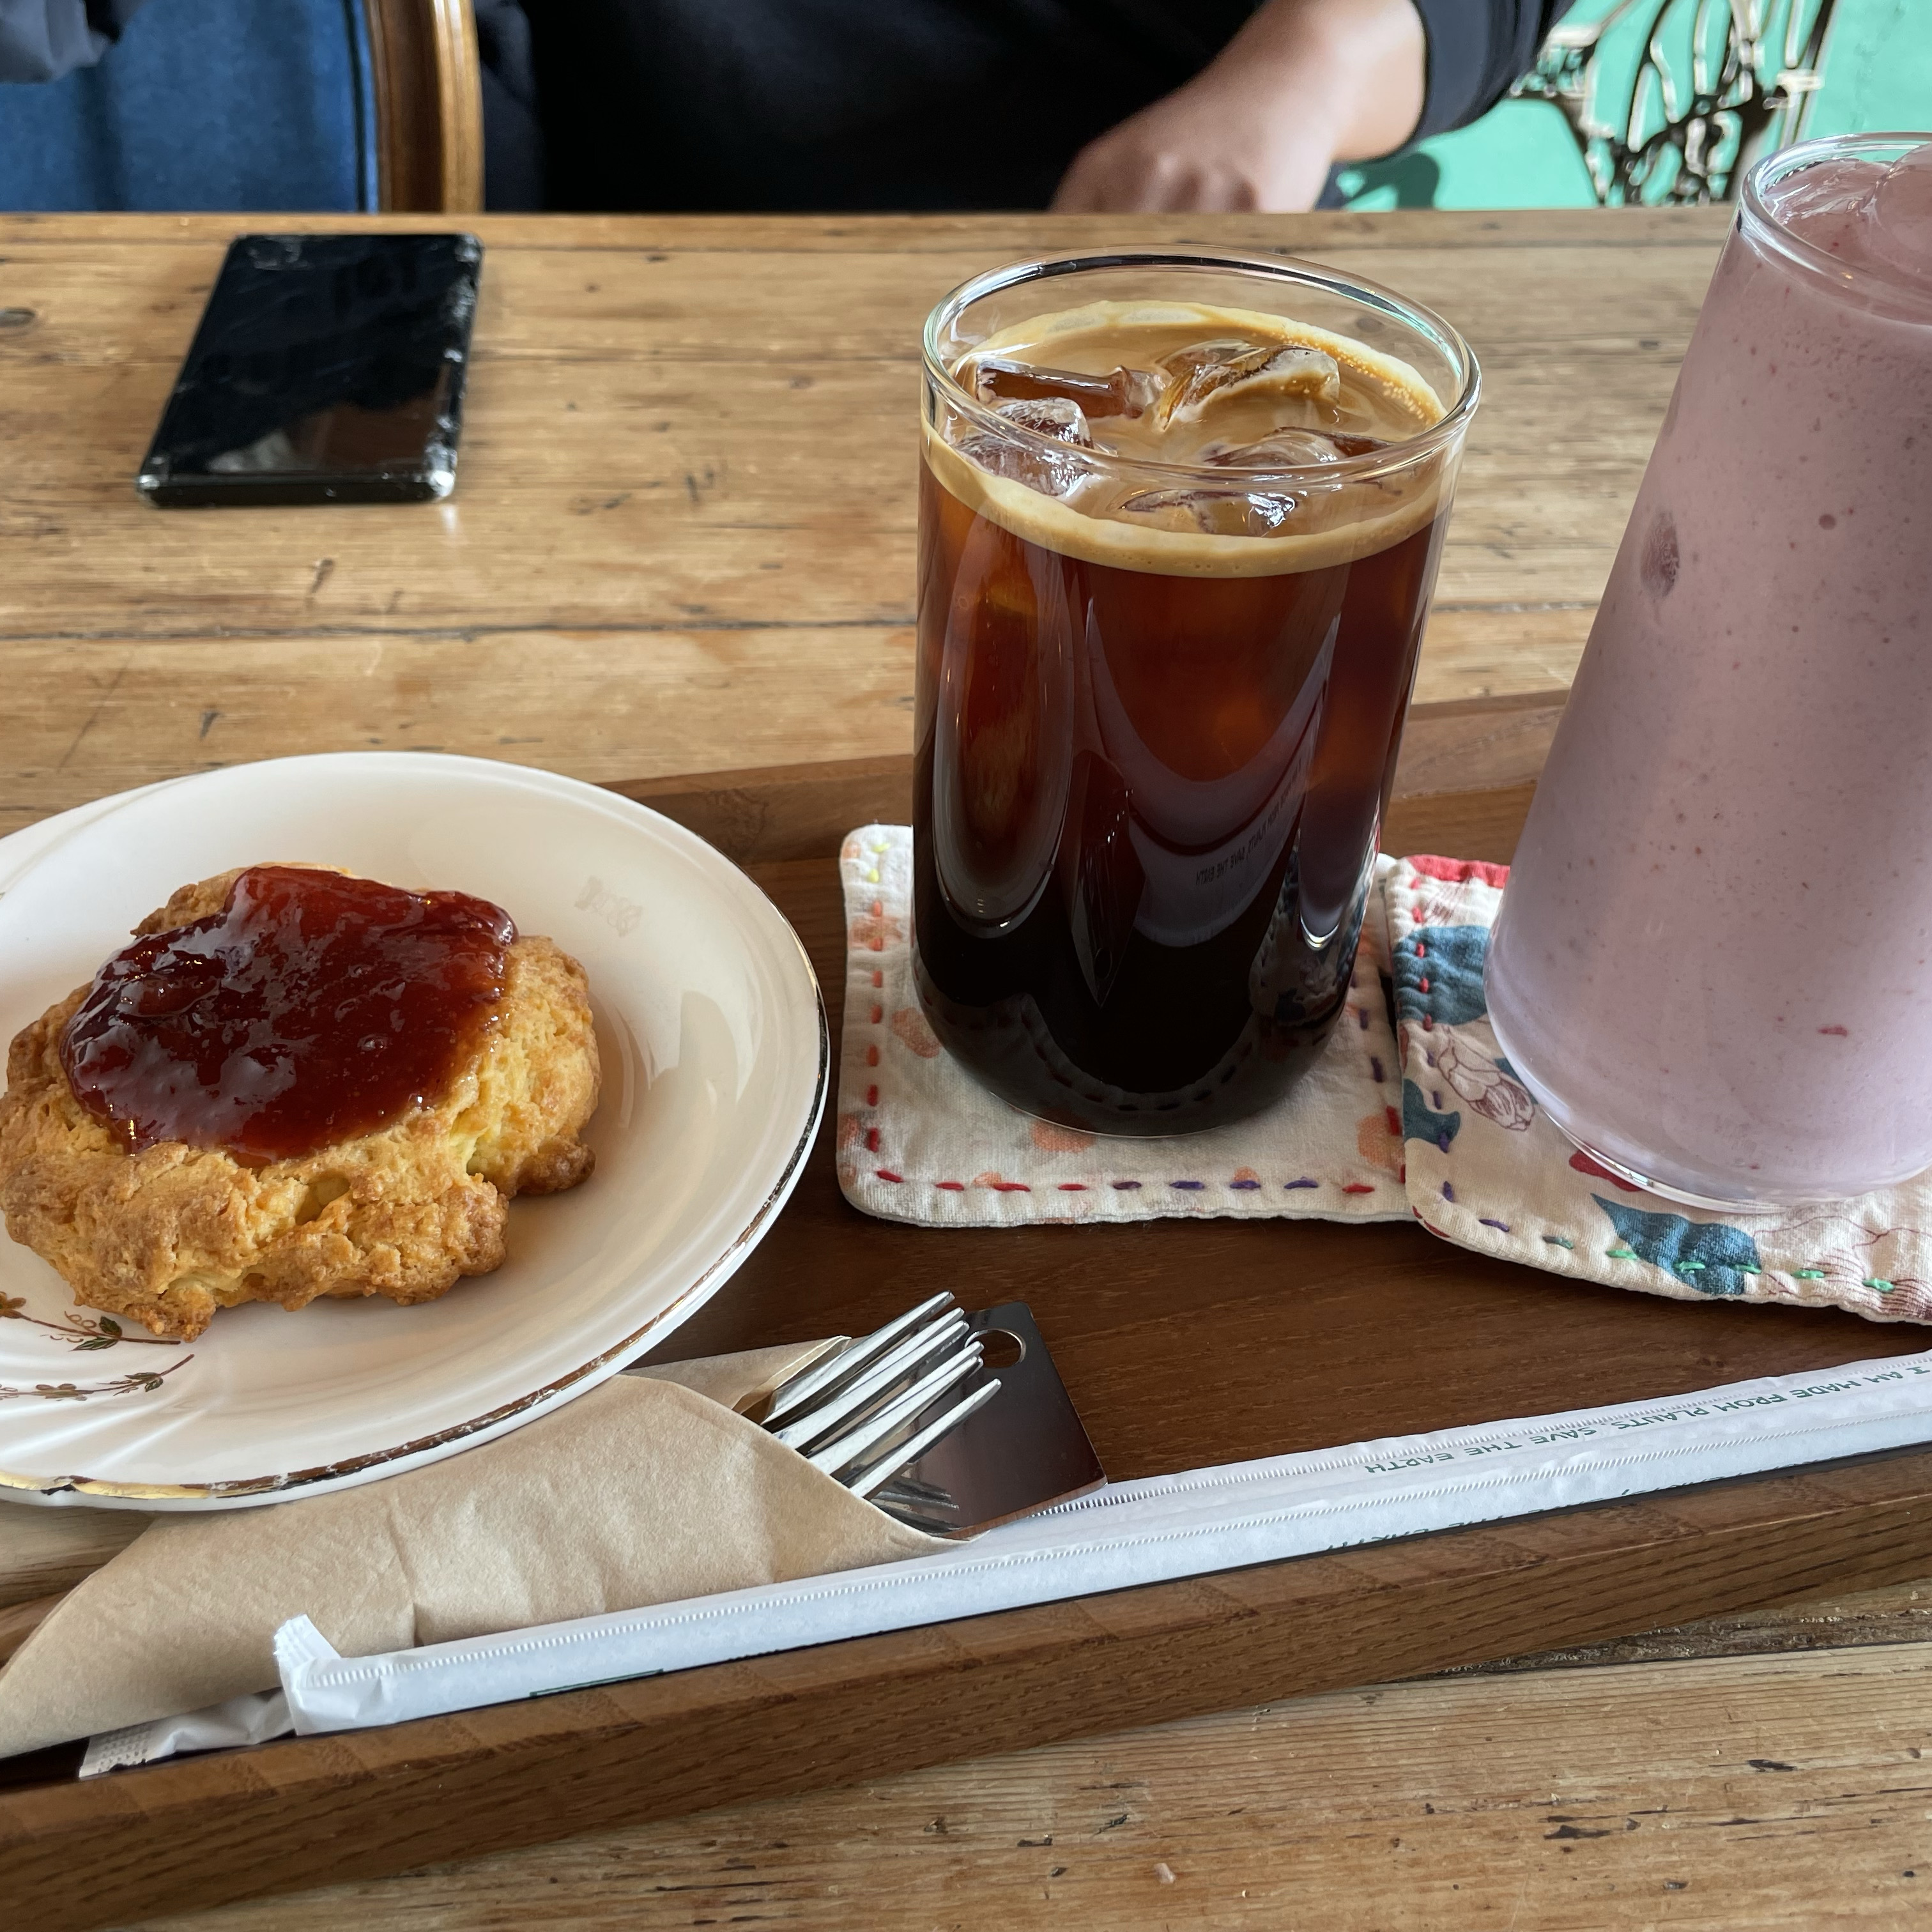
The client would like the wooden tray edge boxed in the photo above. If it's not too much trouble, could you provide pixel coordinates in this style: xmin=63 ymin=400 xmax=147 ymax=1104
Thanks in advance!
xmin=8 ymin=1446 xmax=1932 ymax=1929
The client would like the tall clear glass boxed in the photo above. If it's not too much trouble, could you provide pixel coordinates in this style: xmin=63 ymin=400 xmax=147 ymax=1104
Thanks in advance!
xmin=1486 ymin=134 xmax=1932 ymax=1206
xmin=914 ymin=252 xmax=1478 ymax=1134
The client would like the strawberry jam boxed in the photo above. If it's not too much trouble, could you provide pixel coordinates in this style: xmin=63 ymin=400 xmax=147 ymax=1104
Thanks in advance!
xmin=61 ymin=866 xmax=516 ymax=1163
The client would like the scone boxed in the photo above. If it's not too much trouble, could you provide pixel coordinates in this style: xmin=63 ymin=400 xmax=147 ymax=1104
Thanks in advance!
xmin=0 ymin=864 xmax=599 ymax=1340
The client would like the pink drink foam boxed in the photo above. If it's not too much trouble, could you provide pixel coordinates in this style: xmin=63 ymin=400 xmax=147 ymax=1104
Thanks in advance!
xmin=1485 ymin=144 xmax=1932 ymax=1202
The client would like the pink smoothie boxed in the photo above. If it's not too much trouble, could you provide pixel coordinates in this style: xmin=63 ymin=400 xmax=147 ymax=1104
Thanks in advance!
xmin=1485 ymin=137 xmax=1932 ymax=1204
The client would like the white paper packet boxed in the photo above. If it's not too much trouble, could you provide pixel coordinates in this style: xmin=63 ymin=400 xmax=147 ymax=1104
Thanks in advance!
xmin=81 ymin=1693 xmax=291 ymax=1777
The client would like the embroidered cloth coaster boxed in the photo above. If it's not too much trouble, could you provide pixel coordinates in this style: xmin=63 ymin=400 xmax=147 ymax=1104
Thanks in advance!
xmin=834 ymin=829 xmax=1932 ymax=1327
xmin=834 ymin=827 xmax=1409 ymax=1227
xmin=1384 ymin=856 xmax=1932 ymax=1325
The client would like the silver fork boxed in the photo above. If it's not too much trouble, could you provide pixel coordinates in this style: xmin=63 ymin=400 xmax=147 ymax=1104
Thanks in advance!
xmin=762 ymin=1292 xmax=1000 ymax=1505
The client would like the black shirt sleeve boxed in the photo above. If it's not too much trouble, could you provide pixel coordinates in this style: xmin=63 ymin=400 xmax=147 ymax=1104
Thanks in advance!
xmin=0 ymin=0 xmax=146 ymax=84
xmin=1407 ymin=0 xmax=1575 ymax=141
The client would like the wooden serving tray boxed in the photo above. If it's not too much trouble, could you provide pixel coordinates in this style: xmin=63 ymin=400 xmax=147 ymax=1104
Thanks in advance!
xmin=10 ymin=693 xmax=1932 ymax=1929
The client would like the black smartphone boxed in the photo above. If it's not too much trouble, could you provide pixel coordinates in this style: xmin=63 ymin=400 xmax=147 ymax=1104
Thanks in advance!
xmin=137 ymin=232 xmax=482 ymax=507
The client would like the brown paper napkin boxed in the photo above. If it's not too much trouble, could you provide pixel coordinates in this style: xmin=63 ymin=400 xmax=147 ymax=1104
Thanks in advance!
xmin=0 ymin=1342 xmax=937 ymax=1759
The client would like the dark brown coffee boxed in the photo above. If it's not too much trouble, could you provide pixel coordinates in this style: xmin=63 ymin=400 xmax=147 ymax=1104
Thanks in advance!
xmin=913 ymin=298 xmax=1458 ymax=1133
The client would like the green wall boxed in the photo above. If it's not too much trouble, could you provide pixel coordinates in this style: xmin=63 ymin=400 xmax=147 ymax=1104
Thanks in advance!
xmin=1337 ymin=0 xmax=1932 ymax=210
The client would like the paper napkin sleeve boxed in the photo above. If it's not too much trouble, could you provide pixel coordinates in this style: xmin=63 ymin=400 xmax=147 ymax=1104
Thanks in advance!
xmin=0 ymin=1342 xmax=936 ymax=1759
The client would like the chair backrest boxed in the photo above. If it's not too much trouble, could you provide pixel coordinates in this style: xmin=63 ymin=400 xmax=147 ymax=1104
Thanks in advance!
xmin=0 ymin=0 xmax=481 ymax=213
xmin=1510 ymin=0 xmax=1837 ymax=205
xmin=366 ymin=0 xmax=484 ymax=212
xmin=1335 ymin=0 xmax=1907 ymax=211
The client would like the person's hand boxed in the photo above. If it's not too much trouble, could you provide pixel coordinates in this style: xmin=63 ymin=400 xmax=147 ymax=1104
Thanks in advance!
xmin=1051 ymin=0 xmax=1427 ymax=215
xmin=1052 ymin=69 xmax=1342 ymax=213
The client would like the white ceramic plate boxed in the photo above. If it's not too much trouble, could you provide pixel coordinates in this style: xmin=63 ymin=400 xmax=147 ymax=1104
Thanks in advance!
xmin=0 ymin=778 xmax=181 ymax=896
xmin=0 ymin=755 xmax=826 ymax=1508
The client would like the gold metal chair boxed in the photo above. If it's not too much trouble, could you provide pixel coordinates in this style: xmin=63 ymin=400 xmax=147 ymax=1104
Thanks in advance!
xmin=1511 ymin=0 xmax=1837 ymax=204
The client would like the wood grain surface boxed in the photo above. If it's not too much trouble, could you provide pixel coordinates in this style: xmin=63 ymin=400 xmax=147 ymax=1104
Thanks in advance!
xmin=0 ymin=698 xmax=1556 ymax=1708
xmin=18 ymin=1448 xmax=1932 ymax=1932
xmin=10 ymin=750 xmax=1932 ymax=1931
xmin=116 ymin=1634 xmax=1932 ymax=1932
xmin=0 ymin=206 xmax=1725 ymax=840
xmin=4 ymin=208 xmax=1913 ymax=1932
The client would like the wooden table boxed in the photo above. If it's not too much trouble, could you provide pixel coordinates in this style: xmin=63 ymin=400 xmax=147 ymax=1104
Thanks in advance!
xmin=0 ymin=205 xmax=1722 ymax=838
xmin=9 ymin=208 xmax=1930 ymax=1931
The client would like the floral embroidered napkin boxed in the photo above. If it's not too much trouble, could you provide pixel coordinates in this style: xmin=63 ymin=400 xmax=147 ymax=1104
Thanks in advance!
xmin=1384 ymin=855 xmax=1932 ymax=1324
xmin=838 ymin=827 xmax=1932 ymax=1326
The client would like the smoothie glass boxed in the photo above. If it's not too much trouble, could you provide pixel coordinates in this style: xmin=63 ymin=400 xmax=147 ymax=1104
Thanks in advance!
xmin=1485 ymin=133 xmax=1932 ymax=1206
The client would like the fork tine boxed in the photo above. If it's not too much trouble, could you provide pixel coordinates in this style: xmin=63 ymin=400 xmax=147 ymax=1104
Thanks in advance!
xmin=805 ymin=1343 xmax=984 ymax=1478
xmin=868 ymin=1499 xmax=958 ymax=1535
xmin=870 ymin=1473 xmax=954 ymax=1508
xmin=843 ymin=1379 xmax=1002 ymax=1500
xmin=770 ymin=1310 xmax=969 ymax=1452
xmin=778 ymin=1317 xmax=972 ymax=1460
xmin=763 ymin=1290 xmax=955 ymax=1427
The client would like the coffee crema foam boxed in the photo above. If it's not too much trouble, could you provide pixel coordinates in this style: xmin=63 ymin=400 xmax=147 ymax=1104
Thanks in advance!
xmin=928 ymin=300 xmax=1451 ymax=579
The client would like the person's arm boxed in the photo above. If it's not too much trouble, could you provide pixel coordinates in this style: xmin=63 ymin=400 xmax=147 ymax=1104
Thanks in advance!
xmin=1405 ymin=0 xmax=1575 ymax=144
xmin=1052 ymin=0 xmax=1573 ymax=214
xmin=1051 ymin=0 xmax=1424 ymax=213
xmin=0 ymin=0 xmax=148 ymax=84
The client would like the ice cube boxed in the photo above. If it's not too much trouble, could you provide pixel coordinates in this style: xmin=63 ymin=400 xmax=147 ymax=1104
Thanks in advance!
xmin=1154 ymin=342 xmax=1342 ymax=429
xmin=974 ymin=357 xmax=1163 ymax=419
xmin=952 ymin=397 xmax=1096 ymax=498
xmin=1159 ymin=337 xmax=1264 ymax=379
xmin=989 ymin=397 xmax=1092 ymax=443
xmin=1117 ymin=486 xmax=1296 ymax=538
xmin=1859 ymin=141 xmax=1932 ymax=278
xmin=1203 ymin=429 xmax=1384 ymax=468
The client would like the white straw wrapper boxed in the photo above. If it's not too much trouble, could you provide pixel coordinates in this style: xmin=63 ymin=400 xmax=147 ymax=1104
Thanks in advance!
xmin=276 ymin=1347 xmax=1932 ymax=1736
